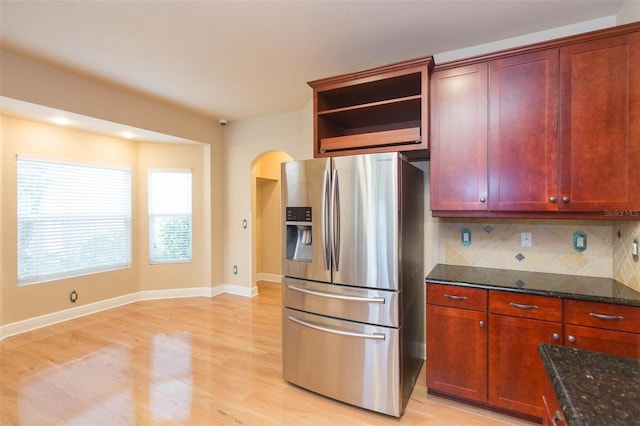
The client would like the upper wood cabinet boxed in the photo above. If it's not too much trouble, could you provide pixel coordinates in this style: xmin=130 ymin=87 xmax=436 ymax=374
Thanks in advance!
xmin=308 ymin=57 xmax=433 ymax=160
xmin=488 ymin=49 xmax=559 ymax=212
xmin=430 ymin=22 xmax=640 ymax=219
xmin=558 ymin=31 xmax=640 ymax=212
xmin=430 ymin=64 xmax=488 ymax=211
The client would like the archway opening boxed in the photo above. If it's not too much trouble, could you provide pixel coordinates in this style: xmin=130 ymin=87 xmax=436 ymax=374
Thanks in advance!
xmin=250 ymin=151 xmax=294 ymax=292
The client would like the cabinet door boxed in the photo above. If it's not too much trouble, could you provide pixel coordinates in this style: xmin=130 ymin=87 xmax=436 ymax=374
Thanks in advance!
xmin=489 ymin=314 xmax=562 ymax=418
xmin=427 ymin=304 xmax=487 ymax=403
xmin=488 ymin=50 xmax=559 ymax=211
xmin=430 ymin=64 xmax=488 ymax=210
xmin=565 ymin=324 xmax=640 ymax=358
xmin=559 ymin=31 xmax=640 ymax=212
xmin=542 ymin=374 xmax=567 ymax=426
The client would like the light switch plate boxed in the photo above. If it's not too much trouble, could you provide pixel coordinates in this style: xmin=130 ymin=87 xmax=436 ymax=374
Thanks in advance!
xmin=521 ymin=232 xmax=532 ymax=247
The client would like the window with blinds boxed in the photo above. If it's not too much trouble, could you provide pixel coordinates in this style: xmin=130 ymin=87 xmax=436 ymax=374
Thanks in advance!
xmin=17 ymin=156 xmax=132 ymax=285
xmin=148 ymin=170 xmax=192 ymax=264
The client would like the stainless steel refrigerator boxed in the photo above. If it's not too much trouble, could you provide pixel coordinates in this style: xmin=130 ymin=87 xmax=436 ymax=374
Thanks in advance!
xmin=281 ymin=152 xmax=424 ymax=417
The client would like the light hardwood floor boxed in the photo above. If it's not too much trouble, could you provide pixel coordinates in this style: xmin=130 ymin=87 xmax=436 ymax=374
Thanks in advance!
xmin=0 ymin=282 xmax=536 ymax=425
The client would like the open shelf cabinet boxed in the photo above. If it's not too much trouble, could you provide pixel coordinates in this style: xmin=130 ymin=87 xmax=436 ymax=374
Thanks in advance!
xmin=308 ymin=56 xmax=433 ymax=159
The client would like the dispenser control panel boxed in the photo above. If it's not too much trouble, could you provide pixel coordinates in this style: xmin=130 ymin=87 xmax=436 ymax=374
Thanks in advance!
xmin=286 ymin=206 xmax=311 ymax=222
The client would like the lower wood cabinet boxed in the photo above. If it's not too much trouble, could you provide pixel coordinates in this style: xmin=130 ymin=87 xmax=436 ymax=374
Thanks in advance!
xmin=426 ymin=282 xmax=640 ymax=421
xmin=489 ymin=313 xmax=562 ymax=418
xmin=426 ymin=284 xmax=488 ymax=403
xmin=564 ymin=299 xmax=640 ymax=358
xmin=542 ymin=374 xmax=567 ymax=426
xmin=488 ymin=292 xmax=563 ymax=418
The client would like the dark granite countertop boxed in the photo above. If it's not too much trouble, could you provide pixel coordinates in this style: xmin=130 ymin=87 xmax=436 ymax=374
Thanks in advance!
xmin=425 ymin=264 xmax=640 ymax=307
xmin=538 ymin=344 xmax=640 ymax=425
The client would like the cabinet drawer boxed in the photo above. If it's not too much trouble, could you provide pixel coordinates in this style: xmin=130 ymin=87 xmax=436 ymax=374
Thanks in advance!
xmin=564 ymin=300 xmax=640 ymax=334
xmin=427 ymin=283 xmax=487 ymax=311
xmin=490 ymin=291 xmax=562 ymax=321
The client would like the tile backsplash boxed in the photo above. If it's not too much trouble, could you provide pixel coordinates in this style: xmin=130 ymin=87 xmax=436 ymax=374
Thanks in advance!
xmin=438 ymin=219 xmax=640 ymax=292
xmin=613 ymin=221 xmax=640 ymax=291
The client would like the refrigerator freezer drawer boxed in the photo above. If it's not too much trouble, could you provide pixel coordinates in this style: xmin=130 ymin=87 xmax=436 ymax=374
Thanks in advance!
xmin=282 ymin=308 xmax=401 ymax=417
xmin=283 ymin=277 xmax=399 ymax=327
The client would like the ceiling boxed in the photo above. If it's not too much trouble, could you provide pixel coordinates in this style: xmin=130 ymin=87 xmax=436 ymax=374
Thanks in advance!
xmin=0 ymin=0 xmax=627 ymax=124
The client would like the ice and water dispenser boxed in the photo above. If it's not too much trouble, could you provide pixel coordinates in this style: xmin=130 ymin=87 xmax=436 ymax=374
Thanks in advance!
xmin=285 ymin=206 xmax=312 ymax=262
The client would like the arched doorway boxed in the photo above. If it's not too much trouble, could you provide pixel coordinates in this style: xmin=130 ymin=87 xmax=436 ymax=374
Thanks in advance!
xmin=250 ymin=151 xmax=293 ymax=292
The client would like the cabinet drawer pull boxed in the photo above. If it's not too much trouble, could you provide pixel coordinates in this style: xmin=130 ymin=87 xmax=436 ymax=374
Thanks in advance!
xmin=589 ymin=312 xmax=624 ymax=321
xmin=509 ymin=302 xmax=538 ymax=310
xmin=444 ymin=293 xmax=468 ymax=301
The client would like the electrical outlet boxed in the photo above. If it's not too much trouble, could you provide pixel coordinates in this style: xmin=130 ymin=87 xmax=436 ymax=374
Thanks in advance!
xmin=461 ymin=228 xmax=471 ymax=246
xmin=573 ymin=231 xmax=587 ymax=252
xmin=521 ymin=232 xmax=532 ymax=247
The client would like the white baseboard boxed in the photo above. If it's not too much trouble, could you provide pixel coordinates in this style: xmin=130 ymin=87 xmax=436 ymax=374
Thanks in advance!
xmin=257 ymin=273 xmax=282 ymax=283
xmin=0 ymin=284 xmax=257 ymax=341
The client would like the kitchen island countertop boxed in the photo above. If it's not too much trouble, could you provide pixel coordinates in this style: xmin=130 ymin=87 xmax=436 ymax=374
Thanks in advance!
xmin=425 ymin=264 xmax=640 ymax=307
xmin=538 ymin=344 xmax=640 ymax=425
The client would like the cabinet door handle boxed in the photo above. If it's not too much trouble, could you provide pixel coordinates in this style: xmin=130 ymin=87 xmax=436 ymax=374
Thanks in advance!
xmin=552 ymin=332 xmax=560 ymax=341
xmin=561 ymin=196 xmax=570 ymax=203
xmin=589 ymin=312 xmax=624 ymax=321
xmin=479 ymin=321 xmax=485 ymax=328
xmin=549 ymin=196 xmax=557 ymax=203
xmin=568 ymin=335 xmax=576 ymax=343
xmin=509 ymin=302 xmax=538 ymax=310
xmin=444 ymin=294 xmax=468 ymax=301
xmin=480 ymin=196 xmax=486 ymax=203
xmin=552 ymin=411 xmax=564 ymax=426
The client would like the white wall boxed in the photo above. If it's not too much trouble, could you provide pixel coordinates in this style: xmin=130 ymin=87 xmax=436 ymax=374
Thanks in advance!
xmin=618 ymin=0 xmax=640 ymax=24
xmin=0 ymin=49 xmax=225 ymax=291
xmin=221 ymin=103 xmax=312 ymax=293
xmin=434 ymin=16 xmax=617 ymax=64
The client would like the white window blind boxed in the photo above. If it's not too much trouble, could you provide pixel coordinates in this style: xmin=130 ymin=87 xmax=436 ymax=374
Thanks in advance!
xmin=17 ymin=156 xmax=132 ymax=285
xmin=148 ymin=170 xmax=192 ymax=264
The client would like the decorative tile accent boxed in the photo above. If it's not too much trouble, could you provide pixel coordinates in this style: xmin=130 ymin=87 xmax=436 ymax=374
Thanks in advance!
xmin=515 ymin=279 xmax=525 ymax=287
xmin=438 ymin=219 xmax=614 ymax=277
xmin=438 ymin=219 xmax=640 ymax=291
xmin=612 ymin=221 xmax=640 ymax=292
xmin=515 ymin=253 xmax=525 ymax=261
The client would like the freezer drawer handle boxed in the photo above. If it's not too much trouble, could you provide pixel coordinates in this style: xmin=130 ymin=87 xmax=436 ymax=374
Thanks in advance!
xmin=288 ymin=315 xmax=386 ymax=340
xmin=288 ymin=284 xmax=385 ymax=304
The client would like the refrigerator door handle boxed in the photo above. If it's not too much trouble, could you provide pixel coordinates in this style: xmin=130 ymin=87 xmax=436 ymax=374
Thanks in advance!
xmin=322 ymin=169 xmax=331 ymax=271
xmin=331 ymin=169 xmax=340 ymax=271
xmin=287 ymin=284 xmax=385 ymax=304
xmin=288 ymin=315 xmax=385 ymax=340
